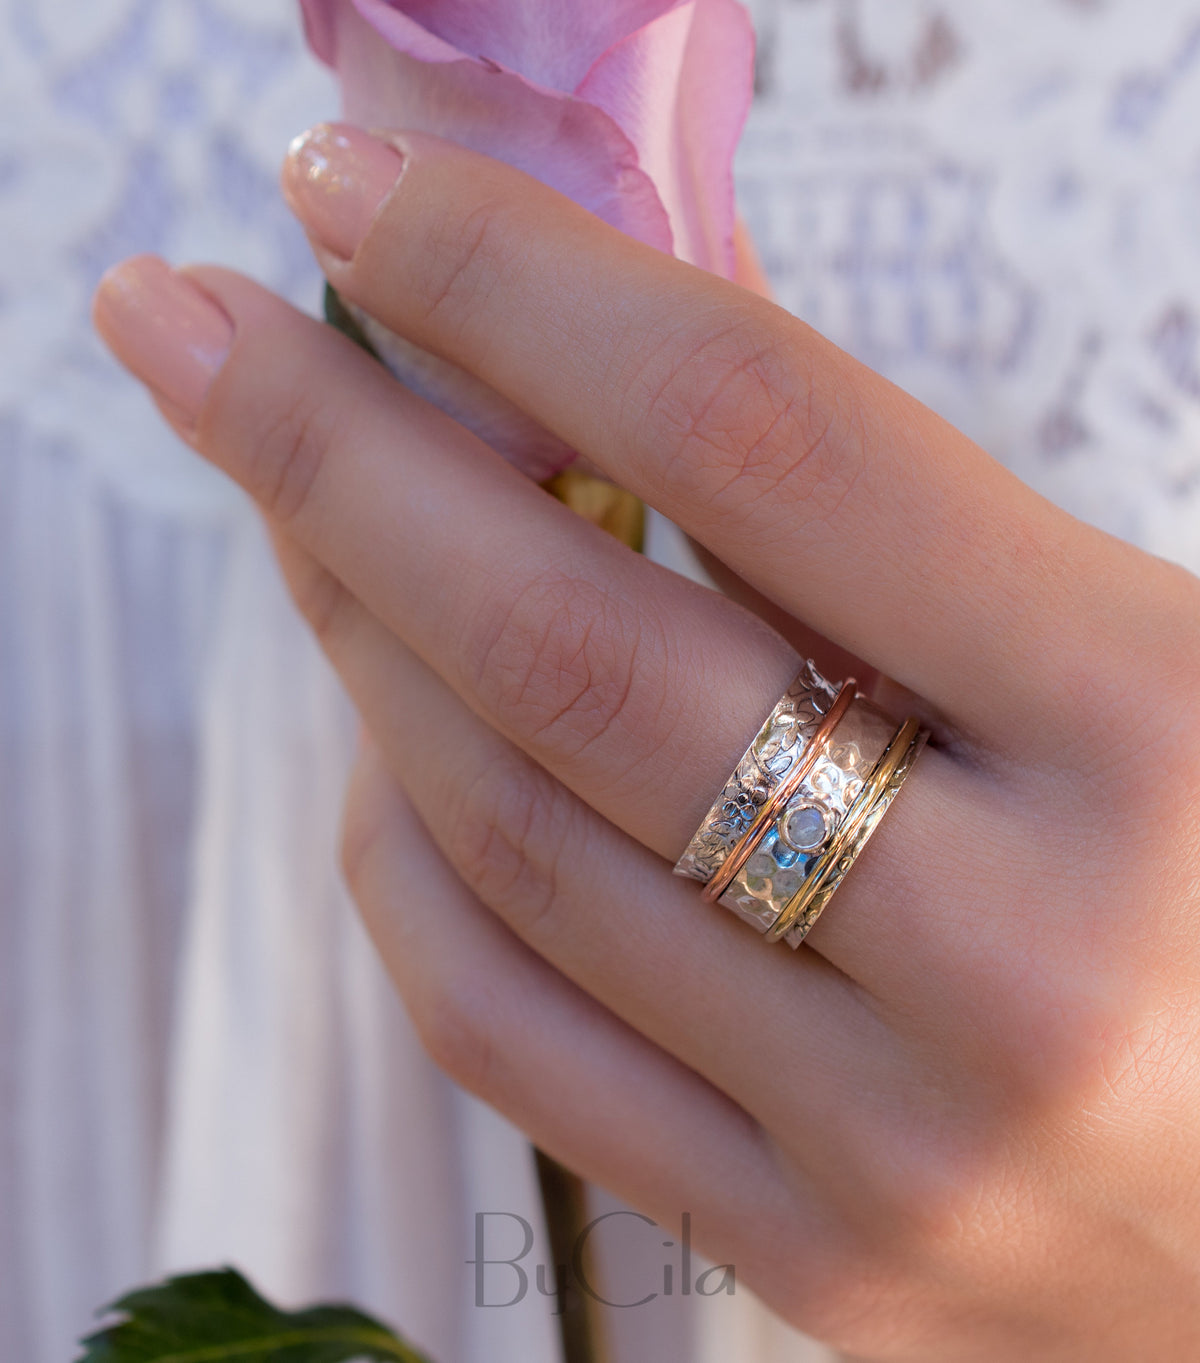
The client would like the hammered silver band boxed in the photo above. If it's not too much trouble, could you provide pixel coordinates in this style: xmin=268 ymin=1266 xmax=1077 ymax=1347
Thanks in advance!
xmin=674 ymin=661 xmax=929 ymax=949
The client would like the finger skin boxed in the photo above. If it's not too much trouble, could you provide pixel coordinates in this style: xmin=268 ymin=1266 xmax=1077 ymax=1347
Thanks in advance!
xmin=341 ymin=737 xmax=814 ymax=1304
xmin=306 ymin=130 xmax=1200 ymax=771
xmin=688 ymin=535 xmax=877 ymax=695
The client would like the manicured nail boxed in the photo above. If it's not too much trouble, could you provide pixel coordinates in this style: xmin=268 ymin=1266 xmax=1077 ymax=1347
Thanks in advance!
xmin=93 ymin=256 xmax=232 ymax=423
xmin=282 ymin=122 xmax=407 ymax=261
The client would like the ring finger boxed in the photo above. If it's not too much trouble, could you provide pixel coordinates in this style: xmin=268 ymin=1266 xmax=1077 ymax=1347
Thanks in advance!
xmin=275 ymin=529 xmax=918 ymax=1147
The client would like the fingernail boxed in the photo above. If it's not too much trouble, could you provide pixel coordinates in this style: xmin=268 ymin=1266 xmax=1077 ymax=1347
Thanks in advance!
xmin=93 ymin=256 xmax=232 ymax=423
xmin=282 ymin=122 xmax=407 ymax=262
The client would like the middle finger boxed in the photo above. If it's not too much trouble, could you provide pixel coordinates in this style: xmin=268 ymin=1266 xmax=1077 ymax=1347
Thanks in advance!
xmin=284 ymin=124 xmax=1165 ymax=768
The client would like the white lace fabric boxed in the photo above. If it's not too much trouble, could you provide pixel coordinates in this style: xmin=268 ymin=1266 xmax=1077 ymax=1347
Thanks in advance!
xmin=2 ymin=2 xmax=1199 ymax=1361
xmin=740 ymin=0 xmax=1200 ymax=575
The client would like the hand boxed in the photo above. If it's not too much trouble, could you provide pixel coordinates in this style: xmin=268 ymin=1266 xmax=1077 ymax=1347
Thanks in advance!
xmin=94 ymin=124 xmax=1200 ymax=1360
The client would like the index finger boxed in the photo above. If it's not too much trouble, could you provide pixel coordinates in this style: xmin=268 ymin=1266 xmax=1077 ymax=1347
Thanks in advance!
xmin=283 ymin=124 xmax=1187 ymax=767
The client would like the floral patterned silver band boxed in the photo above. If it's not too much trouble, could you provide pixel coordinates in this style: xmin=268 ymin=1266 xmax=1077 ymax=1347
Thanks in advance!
xmin=673 ymin=659 xmax=838 ymax=884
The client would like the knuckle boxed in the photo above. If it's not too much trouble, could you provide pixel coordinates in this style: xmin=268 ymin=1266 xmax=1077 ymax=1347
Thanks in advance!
xmin=1070 ymin=675 xmax=1200 ymax=855
xmin=798 ymin=1060 xmax=1041 ymax=1286
xmin=882 ymin=1142 xmax=1015 ymax=1262
xmin=1025 ymin=958 xmax=1200 ymax=1120
xmin=336 ymin=759 xmax=506 ymax=1100
xmin=1091 ymin=998 xmax=1200 ymax=1115
xmin=468 ymin=574 xmax=652 ymax=761
xmin=409 ymin=968 xmax=503 ymax=1098
xmin=243 ymin=387 xmax=339 ymax=524
xmin=1046 ymin=553 xmax=1200 ymax=794
xmin=626 ymin=310 xmax=866 ymax=528
xmin=418 ymin=196 xmax=523 ymax=339
xmin=1139 ymin=569 xmax=1200 ymax=777
xmin=285 ymin=551 xmax=352 ymax=647
xmin=828 ymin=1131 xmax=1030 ymax=1330
xmin=441 ymin=750 xmax=579 ymax=943
xmin=886 ymin=988 xmax=1194 ymax=1264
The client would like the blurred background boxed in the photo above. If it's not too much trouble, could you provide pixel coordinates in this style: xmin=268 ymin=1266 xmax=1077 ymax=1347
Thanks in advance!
xmin=3 ymin=1 xmax=1200 ymax=1360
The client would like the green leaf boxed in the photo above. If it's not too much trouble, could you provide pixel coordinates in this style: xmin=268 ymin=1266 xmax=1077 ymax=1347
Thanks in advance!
xmin=77 ymin=1265 xmax=433 ymax=1363
xmin=323 ymin=284 xmax=381 ymax=360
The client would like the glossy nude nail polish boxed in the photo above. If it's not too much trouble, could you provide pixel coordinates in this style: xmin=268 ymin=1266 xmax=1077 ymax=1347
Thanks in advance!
xmin=281 ymin=122 xmax=408 ymax=261
xmin=92 ymin=256 xmax=232 ymax=423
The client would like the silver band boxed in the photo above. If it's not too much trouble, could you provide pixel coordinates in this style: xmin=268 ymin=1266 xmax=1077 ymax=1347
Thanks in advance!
xmin=673 ymin=660 xmax=839 ymax=886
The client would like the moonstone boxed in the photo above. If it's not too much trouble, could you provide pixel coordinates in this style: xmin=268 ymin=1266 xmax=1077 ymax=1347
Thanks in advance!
xmin=782 ymin=803 xmax=828 ymax=852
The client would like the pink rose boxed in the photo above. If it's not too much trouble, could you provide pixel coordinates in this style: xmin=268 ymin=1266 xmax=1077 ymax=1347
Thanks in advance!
xmin=299 ymin=0 xmax=756 ymax=478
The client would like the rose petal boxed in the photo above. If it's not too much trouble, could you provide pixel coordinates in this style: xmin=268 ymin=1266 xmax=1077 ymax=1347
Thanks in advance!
xmin=577 ymin=0 xmax=755 ymax=274
xmin=298 ymin=0 xmax=755 ymax=476
xmin=299 ymin=0 xmax=338 ymax=64
xmin=360 ymin=0 xmax=685 ymax=92
xmin=672 ymin=0 xmax=756 ymax=275
xmin=337 ymin=0 xmax=676 ymax=253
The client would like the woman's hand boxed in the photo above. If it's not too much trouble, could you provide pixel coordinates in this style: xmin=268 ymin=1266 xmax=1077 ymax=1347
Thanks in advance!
xmin=94 ymin=124 xmax=1200 ymax=1360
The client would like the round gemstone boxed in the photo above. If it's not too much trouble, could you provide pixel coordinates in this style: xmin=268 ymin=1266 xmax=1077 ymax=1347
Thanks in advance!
xmin=780 ymin=802 xmax=829 ymax=852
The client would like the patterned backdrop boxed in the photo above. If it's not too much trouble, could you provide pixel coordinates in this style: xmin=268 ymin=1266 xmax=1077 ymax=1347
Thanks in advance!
xmin=2 ymin=2 xmax=1199 ymax=1361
